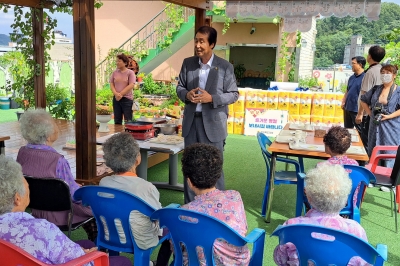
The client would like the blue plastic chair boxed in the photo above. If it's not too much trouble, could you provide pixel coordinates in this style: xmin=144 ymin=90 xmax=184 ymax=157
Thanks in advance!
xmin=271 ymin=224 xmax=387 ymax=265
xmin=341 ymin=165 xmax=376 ymax=223
xmin=74 ymin=186 xmax=169 ymax=265
xmin=257 ymin=132 xmax=305 ymax=217
xmin=151 ymin=203 xmax=265 ymax=266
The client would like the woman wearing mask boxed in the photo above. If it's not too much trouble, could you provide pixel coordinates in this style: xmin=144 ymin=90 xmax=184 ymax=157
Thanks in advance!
xmin=360 ymin=64 xmax=400 ymax=167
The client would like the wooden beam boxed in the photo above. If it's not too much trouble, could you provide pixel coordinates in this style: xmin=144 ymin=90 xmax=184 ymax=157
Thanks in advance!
xmin=101 ymin=0 xmax=211 ymax=10
xmin=73 ymin=0 xmax=97 ymax=181
xmin=0 ymin=0 xmax=53 ymax=8
xmin=32 ymin=8 xmax=46 ymax=109
xmin=195 ymin=8 xmax=206 ymax=31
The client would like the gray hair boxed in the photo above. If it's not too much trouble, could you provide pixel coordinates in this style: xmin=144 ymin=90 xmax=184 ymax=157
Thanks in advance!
xmin=305 ymin=162 xmax=352 ymax=214
xmin=20 ymin=109 xmax=55 ymax=144
xmin=0 ymin=155 xmax=26 ymax=215
xmin=103 ymin=132 xmax=140 ymax=173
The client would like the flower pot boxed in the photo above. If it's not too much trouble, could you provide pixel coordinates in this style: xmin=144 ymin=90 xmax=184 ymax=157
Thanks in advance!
xmin=10 ymin=99 xmax=20 ymax=109
xmin=96 ymin=114 xmax=112 ymax=132
xmin=0 ymin=97 xmax=10 ymax=110
xmin=137 ymin=77 xmax=143 ymax=82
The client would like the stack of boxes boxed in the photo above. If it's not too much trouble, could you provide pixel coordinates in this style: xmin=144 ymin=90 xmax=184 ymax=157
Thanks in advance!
xmin=227 ymin=88 xmax=345 ymax=135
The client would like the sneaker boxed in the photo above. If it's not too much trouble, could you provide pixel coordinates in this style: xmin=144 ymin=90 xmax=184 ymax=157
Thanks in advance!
xmin=380 ymin=186 xmax=391 ymax=192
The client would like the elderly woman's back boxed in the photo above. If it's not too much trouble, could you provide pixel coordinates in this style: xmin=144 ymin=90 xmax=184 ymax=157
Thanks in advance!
xmin=16 ymin=109 xmax=96 ymax=241
xmin=274 ymin=163 xmax=368 ymax=266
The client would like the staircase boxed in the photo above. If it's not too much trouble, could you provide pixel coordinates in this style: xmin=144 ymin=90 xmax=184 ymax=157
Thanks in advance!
xmin=96 ymin=5 xmax=195 ymax=87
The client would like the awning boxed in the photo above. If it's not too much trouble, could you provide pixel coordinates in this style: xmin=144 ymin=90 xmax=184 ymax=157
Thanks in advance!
xmin=226 ymin=0 xmax=381 ymax=32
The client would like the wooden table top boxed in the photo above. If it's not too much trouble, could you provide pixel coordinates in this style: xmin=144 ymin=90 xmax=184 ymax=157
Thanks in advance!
xmin=0 ymin=120 xmax=124 ymax=176
xmin=0 ymin=136 xmax=11 ymax=141
xmin=268 ymin=124 xmax=369 ymax=162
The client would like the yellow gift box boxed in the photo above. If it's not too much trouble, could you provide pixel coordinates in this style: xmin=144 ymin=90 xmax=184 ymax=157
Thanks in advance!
xmin=299 ymin=115 xmax=310 ymax=124
xmin=288 ymin=92 xmax=301 ymax=116
xmin=311 ymin=115 xmax=323 ymax=126
xmin=289 ymin=115 xmax=300 ymax=123
xmin=228 ymin=103 xmax=234 ymax=115
xmin=227 ymin=114 xmax=234 ymax=134
xmin=335 ymin=94 xmax=345 ymax=118
xmin=323 ymin=93 xmax=336 ymax=117
xmin=233 ymin=112 xmax=245 ymax=135
xmin=256 ymin=90 xmax=268 ymax=109
xmin=322 ymin=117 xmax=334 ymax=127
xmin=278 ymin=91 xmax=290 ymax=111
xmin=245 ymin=90 xmax=259 ymax=108
xmin=267 ymin=91 xmax=279 ymax=110
xmin=299 ymin=92 xmax=313 ymax=116
xmin=311 ymin=93 xmax=325 ymax=116
xmin=333 ymin=117 xmax=344 ymax=126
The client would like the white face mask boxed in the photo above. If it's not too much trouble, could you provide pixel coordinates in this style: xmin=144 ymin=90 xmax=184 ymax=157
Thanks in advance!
xmin=381 ymin=73 xmax=393 ymax=84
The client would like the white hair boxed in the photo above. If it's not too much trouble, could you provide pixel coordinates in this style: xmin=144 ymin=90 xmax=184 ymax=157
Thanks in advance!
xmin=0 ymin=156 xmax=26 ymax=215
xmin=305 ymin=162 xmax=352 ymax=214
xmin=19 ymin=109 xmax=55 ymax=144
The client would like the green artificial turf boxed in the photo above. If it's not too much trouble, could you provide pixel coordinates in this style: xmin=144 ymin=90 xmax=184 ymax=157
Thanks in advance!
xmin=68 ymin=134 xmax=400 ymax=265
xmin=0 ymin=108 xmax=21 ymax=123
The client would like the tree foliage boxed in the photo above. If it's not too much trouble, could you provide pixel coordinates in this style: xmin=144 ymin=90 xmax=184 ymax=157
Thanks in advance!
xmin=314 ymin=2 xmax=400 ymax=67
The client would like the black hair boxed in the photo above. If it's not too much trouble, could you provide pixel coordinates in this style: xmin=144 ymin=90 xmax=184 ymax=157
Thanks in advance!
xmin=195 ymin=26 xmax=217 ymax=49
xmin=181 ymin=143 xmax=222 ymax=189
xmin=116 ymin=53 xmax=129 ymax=67
xmin=351 ymin=56 xmax=366 ymax=69
xmin=368 ymin=46 xmax=386 ymax=63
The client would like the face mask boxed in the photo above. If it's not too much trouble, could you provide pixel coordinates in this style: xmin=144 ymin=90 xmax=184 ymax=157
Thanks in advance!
xmin=381 ymin=73 xmax=393 ymax=84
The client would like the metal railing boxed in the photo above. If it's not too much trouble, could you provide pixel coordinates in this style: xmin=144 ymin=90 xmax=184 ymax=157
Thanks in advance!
xmin=96 ymin=5 xmax=194 ymax=88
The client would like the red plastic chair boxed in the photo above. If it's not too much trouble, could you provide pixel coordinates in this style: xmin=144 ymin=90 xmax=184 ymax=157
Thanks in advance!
xmin=365 ymin=145 xmax=400 ymax=213
xmin=0 ymin=239 xmax=109 ymax=266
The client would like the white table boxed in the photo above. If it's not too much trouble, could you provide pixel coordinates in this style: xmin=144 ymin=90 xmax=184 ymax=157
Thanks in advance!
xmin=97 ymin=134 xmax=184 ymax=191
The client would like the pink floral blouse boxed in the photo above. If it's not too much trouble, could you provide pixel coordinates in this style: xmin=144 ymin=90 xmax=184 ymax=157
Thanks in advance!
xmin=181 ymin=189 xmax=250 ymax=266
xmin=274 ymin=209 xmax=370 ymax=266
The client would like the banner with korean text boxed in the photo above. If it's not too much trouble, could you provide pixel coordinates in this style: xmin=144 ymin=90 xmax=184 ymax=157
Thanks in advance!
xmin=244 ymin=109 xmax=288 ymax=137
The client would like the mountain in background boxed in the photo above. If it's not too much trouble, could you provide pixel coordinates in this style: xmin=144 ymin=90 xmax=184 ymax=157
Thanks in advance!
xmin=0 ymin=34 xmax=11 ymax=46
xmin=314 ymin=2 xmax=400 ymax=67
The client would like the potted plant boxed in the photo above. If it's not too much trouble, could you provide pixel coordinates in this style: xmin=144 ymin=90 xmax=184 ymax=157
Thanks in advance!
xmin=234 ymin=63 xmax=246 ymax=83
xmin=137 ymin=73 xmax=145 ymax=83
xmin=96 ymin=87 xmax=114 ymax=132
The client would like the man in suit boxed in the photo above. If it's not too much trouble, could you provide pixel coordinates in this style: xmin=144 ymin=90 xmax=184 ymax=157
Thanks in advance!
xmin=176 ymin=26 xmax=238 ymax=203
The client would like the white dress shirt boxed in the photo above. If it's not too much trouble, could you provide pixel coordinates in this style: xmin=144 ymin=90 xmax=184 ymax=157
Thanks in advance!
xmin=196 ymin=53 xmax=214 ymax=112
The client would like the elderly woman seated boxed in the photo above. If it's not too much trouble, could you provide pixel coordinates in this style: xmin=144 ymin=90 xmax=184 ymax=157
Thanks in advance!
xmin=0 ymin=155 xmax=131 ymax=266
xmin=99 ymin=132 xmax=171 ymax=266
xmin=180 ymin=143 xmax=250 ymax=265
xmin=16 ymin=109 xmax=97 ymax=241
xmin=274 ymin=163 xmax=369 ymax=266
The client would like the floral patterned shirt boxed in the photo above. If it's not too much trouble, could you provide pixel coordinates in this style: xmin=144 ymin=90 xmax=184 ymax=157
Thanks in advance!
xmin=274 ymin=209 xmax=369 ymax=266
xmin=25 ymin=144 xmax=80 ymax=198
xmin=0 ymin=212 xmax=91 ymax=265
xmin=181 ymin=189 xmax=250 ymax=266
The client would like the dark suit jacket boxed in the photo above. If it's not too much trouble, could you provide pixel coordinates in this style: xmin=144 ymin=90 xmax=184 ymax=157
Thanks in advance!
xmin=176 ymin=55 xmax=238 ymax=142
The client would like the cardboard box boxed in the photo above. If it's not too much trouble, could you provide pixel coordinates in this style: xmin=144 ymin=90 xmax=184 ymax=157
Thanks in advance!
xmin=289 ymin=115 xmax=300 ymax=123
xmin=256 ymin=90 xmax=268 ymax=109
xmin=233 ymin=112 xmax=245 ymax=134
xmin=245 ymin=90 xmax=259 ymax=108
xmin=288 ymin=92 xmax=301 ymax=116
xmin=278 ymin=91 xmax=290 ymax=111
xmin=267 ymin=91 xmax=279 ymax=110
xmin=310 ymin=115 xmax=323 ymax=126
xmin=299 ymin=115 xmax=310 ymax=124
xmin=227 ymin=114 xmax=234 ymax=134
xmin=323 ymin=93 xmax=336 ymax=117
xmin=228 ymin=103 xmax=234 ymax=114
xmin=335 ymin=94 xmax=345 ymax=118
xmin=233 ymin=89 xmax=247 ymax=112
xmin=299 ymin=92 xmax=313 ymax=116
xmin=311 ymin=93 xmax=325 ymax=116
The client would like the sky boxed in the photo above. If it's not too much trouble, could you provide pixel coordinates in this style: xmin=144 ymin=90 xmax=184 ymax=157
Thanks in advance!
xmin=0 ymin=0 xmax=399 ymax=39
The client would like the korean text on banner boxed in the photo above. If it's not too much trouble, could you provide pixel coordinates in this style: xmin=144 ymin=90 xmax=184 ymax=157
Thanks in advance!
xmin=244 ymin=109 xmax=288 ymax=137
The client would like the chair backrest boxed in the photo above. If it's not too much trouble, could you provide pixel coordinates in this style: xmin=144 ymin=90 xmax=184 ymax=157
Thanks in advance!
xmin=271 ymin=224 xmax=387 ymax=265
xmin=0 ymin=239 xmax=109 ymax=266
xmin=24 ymin=176 xmax=72 ymax=212
xmin=151 ymin=204 xmax=252 ymax=266
xmin=343 ymin=165 xmax=376 ymax=209
xmin=390 ymin=146 xmax=400 ymax=186
xmin=74 ymin=186 xmax=157 ymax=253
xmin=257 ymin=132 xmax=272 ymax=177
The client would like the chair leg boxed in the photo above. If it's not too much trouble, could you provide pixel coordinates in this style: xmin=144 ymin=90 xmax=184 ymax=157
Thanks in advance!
xmin=394 ymin=188 xmax=398 ymax=233
xmin=261 ymin=176 xmax=270 ymax=217
xmin=67 ymin=213 xmax=73 ymax=238
xmin=390 ymin=188 xmax=393 ymax=217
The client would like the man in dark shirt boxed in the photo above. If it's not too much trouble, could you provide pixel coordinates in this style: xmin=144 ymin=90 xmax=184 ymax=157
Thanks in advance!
xmin=341 ymin=56 xmax=366 ymax=135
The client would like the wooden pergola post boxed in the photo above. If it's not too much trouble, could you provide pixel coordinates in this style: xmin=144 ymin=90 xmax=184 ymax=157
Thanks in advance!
xmin=73 ymin=0 xmax=97 ymax=180
xmin=32 ymin=8 xmax=46 ymax=108
xmin=194 ymin=8 xmax=206 ymax=31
